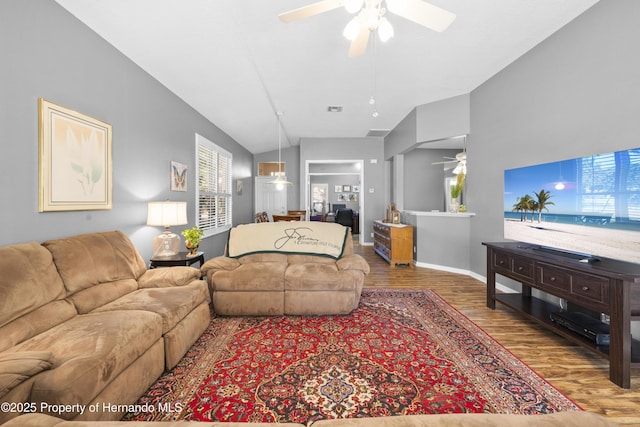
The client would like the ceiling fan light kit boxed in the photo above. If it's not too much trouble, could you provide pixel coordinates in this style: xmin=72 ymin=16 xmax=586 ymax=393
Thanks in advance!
xmin=344 ymin=0 xmax=365 ymax=14
xmin=279 ymin=0 xmax=456 ymax=57
xmin=377 ymin=17 xmax=394 ymax=42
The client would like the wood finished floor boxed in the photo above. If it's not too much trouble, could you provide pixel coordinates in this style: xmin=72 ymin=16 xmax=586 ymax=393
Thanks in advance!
xmin=354 ymin=244 xmax=640 ymax=426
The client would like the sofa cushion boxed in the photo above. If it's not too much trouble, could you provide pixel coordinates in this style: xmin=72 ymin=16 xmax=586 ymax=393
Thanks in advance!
xmin=0 ymin=243 xmax=67 ymax=330
xmin=92 ymin=281 xmax=208 ymax=333
xmin=10 ymin=310 xmax=162 ymax=409
xmin=42 ymin=231 xmax=147 ymax=295
xmin=284 ymin=263 xmax=361 ymax=291
xmin=0 ymin=243 xmax=71 ymax=352
xmin=137 ymin=267 xmax=202 ymax=288
xmin=287 ymin=254 xmax=337 ymax=265
xmin=0 ymin=351 xmax=53 ymax=398
xmin=0 ymin=299 xmax=77 ymax=354
xmin=211 ymin=263 xmax=287 ymax=292
xmin=238 ymin=253 xmax=288 ymax=264
xmin=66 ymin=279 xmax=139 ymax=315
xmin=311 ymin=412 xmax=616 ymax=427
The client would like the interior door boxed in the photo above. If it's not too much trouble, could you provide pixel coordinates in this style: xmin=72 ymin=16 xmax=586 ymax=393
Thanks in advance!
xmin=255 ymin=176 xmax=287 ymax=219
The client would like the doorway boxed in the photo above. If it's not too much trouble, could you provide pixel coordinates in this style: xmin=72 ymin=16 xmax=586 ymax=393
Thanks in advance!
xmin=305 ymin=160 xmax=365 ymax=245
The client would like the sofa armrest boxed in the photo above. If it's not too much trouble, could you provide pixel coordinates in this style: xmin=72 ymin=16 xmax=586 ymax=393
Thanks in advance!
xmin=336 ymin=254 xmax=370 ymax=274
xmin=0 ymin=351 xmax=53 ymax=398
xmin=201 ymin=257 xmax=241 ymax=277
xmin=137 ymin=267 xmax=201 ymax=288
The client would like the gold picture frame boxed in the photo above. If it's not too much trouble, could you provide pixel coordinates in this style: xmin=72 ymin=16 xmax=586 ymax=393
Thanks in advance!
xmin=38 ymin=98 xmax=112 ymax=211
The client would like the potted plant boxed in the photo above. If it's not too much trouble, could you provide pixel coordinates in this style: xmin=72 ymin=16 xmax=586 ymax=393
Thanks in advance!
xmin=450 ymin=173 xmax=466 ymax=212
xmin=181 ymin=226 xmax=203 ymax=256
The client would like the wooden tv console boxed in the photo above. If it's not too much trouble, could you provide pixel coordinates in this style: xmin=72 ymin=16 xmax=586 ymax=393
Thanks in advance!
xmin=483 ymin=241 xmax=640 ymax=388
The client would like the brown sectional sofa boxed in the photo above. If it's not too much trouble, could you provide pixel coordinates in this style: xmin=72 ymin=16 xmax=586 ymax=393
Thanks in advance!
xmin=0 ymin=231 xmax=210 ymax=424
xmin=3 ymin=411 xmax=618 ymax=426
xmin=201 ymin=222 xmax=370 ymax=316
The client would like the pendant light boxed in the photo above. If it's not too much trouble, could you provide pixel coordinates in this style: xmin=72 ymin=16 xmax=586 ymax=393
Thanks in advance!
xmin=269 ymin=111 xmax=292 ymax=190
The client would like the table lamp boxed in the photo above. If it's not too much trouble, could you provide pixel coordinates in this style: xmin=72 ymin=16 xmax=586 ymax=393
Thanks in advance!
xmin=147 ymin=201 xmax=188 ymax=257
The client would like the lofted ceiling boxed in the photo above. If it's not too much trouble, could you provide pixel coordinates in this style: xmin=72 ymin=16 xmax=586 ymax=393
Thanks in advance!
xmin=55 ymin=0 xmax=598 ymax=154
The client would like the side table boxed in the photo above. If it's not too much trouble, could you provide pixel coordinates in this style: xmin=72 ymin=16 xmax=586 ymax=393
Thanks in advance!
xmin=150 ymin=251 xmax=205 ymax=269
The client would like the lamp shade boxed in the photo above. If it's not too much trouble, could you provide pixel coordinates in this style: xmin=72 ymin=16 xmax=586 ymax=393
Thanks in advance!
xmin=147 ymin=201 xmax=188 ymax=227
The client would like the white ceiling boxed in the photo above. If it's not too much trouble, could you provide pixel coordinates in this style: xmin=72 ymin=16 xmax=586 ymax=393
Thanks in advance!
xmin=55 ymin=0 xmax=598 ymax=154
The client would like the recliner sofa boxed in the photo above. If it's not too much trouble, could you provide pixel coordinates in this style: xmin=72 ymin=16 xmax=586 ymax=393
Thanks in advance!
xmin=0 ymin=231 xmax=210 ymax=423
xmin=201 ymin=222 xmax=369 ymax=316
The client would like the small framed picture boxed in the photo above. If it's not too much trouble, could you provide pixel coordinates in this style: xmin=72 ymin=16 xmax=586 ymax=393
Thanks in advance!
xmin=352 ymin=185 xmax=360 ymax=193
xmin=334 ymin=185 xmax=342 ymax=192
xmin=237 ymin=179 xmax=243 ymax=195
xmin=342 ymin=185 xmax=351 ymax=192
xmin=171 ymin=161 xmax=187 ymax=191
xmin=338 ymin=193 xmax=347 ymax=201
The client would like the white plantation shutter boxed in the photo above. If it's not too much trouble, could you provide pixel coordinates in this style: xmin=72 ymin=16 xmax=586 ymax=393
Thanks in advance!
xmin=578 ymin=149 xmax=640 ymax=220
xmin=196 ymin=134 xmax=232 ymax=236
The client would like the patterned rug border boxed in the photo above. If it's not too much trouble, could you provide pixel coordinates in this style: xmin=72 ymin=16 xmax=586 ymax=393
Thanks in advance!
xmin=362 ymin=288 xmax=583 ymax=411
xmin=123 ymin=288 xmax=581 ymax=422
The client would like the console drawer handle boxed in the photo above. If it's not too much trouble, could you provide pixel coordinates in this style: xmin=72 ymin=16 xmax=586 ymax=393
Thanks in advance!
xmin=498 ymin=260 xmax=505 ymax=265
xmin=550 ymin=276 xmax=556 ymax=282
xmin=582 ymin=286 xmax=590 ymax=291
xmin=517 ymin=266 xmax=523 ymax=271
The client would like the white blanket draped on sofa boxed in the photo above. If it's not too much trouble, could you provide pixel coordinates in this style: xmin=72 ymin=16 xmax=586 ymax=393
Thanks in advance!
xmin=227 ymin=222 xmax=349 ymax=259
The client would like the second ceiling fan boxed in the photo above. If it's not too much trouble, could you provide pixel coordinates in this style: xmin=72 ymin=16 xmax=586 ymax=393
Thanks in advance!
xmin=279 ymin=0 xmax=456 ymax=57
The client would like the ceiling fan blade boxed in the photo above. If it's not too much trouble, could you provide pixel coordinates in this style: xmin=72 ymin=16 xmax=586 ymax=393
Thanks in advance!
xmin=279 ymin=0 xmax=344 ymax=23
xmin=386 ymin=0 xmax=456 ymax=32
xmin=348 ymin=26 xmax=370 ymax=57
xmin=431 ymin=160 xmax=457 ymax=165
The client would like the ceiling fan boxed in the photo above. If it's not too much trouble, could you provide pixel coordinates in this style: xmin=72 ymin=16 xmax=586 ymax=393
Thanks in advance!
xmin=278 ymin=0 xmax=456 ymax=57
xmin=433 ymin=151 xmax=466 ymax=175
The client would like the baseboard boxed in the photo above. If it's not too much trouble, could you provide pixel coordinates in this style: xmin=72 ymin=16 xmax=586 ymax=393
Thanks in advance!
xmin=413 ymin=261 xmax=518 ymax=294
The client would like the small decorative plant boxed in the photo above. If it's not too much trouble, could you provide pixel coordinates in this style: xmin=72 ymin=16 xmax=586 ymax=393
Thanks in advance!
xmin=450 ymin=173 xmax=466 ymax=200
xmin=181 ymin=226 xmax=203 ymax=255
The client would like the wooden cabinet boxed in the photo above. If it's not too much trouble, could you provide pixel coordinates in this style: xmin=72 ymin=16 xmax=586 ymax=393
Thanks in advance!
xmin=484 ymin=241 xmax=640 ymax=389
xmin=373 ymin=221 xmax=413 ymax=267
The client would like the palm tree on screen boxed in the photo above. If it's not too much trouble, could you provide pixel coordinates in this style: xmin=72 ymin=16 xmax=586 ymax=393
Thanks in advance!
xmin=533 ymin=189 xmax=555 ymax=223
xmin=512 ymin=194 xmax=534 ymax=222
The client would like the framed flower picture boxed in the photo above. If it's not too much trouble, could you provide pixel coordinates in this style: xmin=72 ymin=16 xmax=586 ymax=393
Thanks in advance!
xmin=38 ymin=98 xmax=112 ymax=212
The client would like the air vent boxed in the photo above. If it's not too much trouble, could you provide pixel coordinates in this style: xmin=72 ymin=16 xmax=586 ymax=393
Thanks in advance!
xmin=327 ymin=106 xmax=343 ymax=113
xmin=367 ymin=129 xmax=391 ymax=138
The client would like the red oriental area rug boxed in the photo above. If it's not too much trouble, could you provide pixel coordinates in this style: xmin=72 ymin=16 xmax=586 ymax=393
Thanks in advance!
xmin=123 ymin=289 xmax=581 ymax=423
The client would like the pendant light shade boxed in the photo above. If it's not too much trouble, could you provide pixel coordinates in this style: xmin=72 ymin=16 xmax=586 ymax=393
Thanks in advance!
xmin=269 ymin=112 xmax=292 ymax=189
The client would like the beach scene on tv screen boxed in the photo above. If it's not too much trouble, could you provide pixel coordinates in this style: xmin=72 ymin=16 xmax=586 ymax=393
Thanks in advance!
xmin=504 ymin=148 xmax=640 ymax=264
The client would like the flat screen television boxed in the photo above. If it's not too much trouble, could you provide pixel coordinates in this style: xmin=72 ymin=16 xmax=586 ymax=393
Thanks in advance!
xmin=504 ymin=147 xmax=640 ymax=264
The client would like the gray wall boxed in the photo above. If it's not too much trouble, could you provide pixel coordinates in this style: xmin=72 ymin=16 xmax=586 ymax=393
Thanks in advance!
xmin=300 ymin=137 xmax=385 ymax=243
xmin=403 ymin=148 xmax=460 ymax=211
xmin=253 ymin=146 xmax=301 ymax=211
xmin=0 ymin=0 xmax=254 ymax=260
xmin=416 ymin=94 xmax=470 ymax=144
xmin=385 ymin=94 xmax=470 ymax=160
xmin=467 ymin=0 xmax=640 ymax=278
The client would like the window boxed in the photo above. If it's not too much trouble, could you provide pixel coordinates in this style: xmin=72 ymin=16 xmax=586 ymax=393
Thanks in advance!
xmin=578 ymin=149 xmax=640 ymax=221
xmin=196 ymin=134 xmax=232 ymax=236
